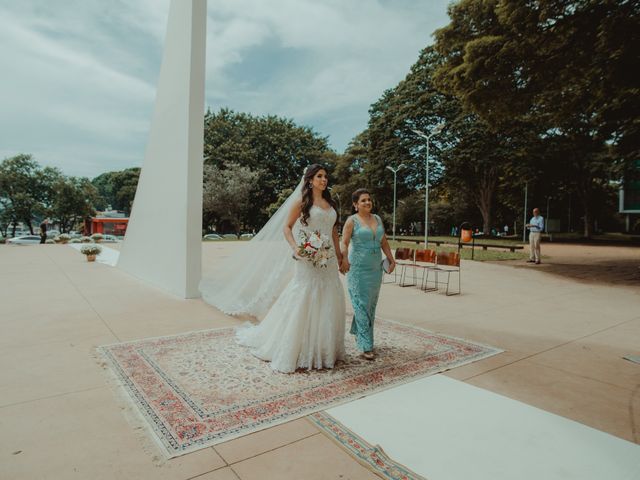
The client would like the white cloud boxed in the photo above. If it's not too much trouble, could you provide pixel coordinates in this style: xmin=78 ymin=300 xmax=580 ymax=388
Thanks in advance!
xmin=0 ymin=0 xmax=451 ymax=177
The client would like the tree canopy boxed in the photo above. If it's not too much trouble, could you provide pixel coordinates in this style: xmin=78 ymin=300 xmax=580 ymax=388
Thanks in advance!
xmin=203 ymin=108 xmax=336 ymax=230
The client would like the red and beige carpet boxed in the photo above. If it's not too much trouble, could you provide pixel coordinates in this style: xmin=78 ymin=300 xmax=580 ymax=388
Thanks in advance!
xmin=99 ymin=319 xmax=501 ymax=457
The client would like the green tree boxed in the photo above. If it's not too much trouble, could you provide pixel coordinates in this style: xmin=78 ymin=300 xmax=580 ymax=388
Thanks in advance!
xmin=346 ymin=46 xmax=530 ymax=234
xmin=50 ymin=176 xmax=99 ymax=233
xmin=202 ymin=163 xmax=264 ymax=235
xmin=434 ymin=0 xmax=639 ymax=236
xmin=0 ymin=154 xmax=60 ymax=235
xmin=204 ymin=109 xmax=336 ymax=229
xmin=92 ymin=168 xmax=140 ymax=215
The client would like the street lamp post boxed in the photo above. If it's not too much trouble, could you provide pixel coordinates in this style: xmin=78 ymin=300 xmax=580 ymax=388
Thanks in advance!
xmin=546 ymin=196 xmax=552 ymax=234
xmin=330 ymin=188 xmax=341 ymax=226
xmin=412 ymin=124 xmax=445 ymax=247
xmin=385 ymin=164 xmax=405 ymax=241
xmin=522 ymin=182 xmax=528 ymax=243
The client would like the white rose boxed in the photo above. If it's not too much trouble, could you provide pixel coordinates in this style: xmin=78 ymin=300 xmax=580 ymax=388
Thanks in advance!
xmin=309 ymin=234 xmax=323 ymax=249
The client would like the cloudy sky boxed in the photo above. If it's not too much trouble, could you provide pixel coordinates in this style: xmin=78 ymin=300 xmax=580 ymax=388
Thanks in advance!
xmin=0 ymin=0 xmax=451 ymax=178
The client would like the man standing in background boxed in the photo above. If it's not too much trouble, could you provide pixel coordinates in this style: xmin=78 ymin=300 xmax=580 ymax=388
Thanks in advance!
xmin=39 ymin=218 xmax=48 ymax=244
xmin=526 ymin=208 xmax=544 ymax=264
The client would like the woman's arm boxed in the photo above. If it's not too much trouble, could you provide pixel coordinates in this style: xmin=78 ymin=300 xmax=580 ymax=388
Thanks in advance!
xmin=283 ymin=199 xmax=303 ymax=256
xmin=339 ymin=217 xmax=354 ymax=273
xmin=332 ymin=225 xmax=343 ymax=266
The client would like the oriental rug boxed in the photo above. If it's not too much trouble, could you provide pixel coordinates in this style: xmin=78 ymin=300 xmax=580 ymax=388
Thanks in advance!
xmin=310 ymin=411 xmax=427 ymax=480
xmin=99 ymin=319 xmax=501 ymax=457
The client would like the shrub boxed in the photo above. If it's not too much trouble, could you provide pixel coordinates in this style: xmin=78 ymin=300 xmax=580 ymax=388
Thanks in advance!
xmin=80 ymin=244 xmax=102 ymax=256
xmin=69 ymin=238 xmax=81 ymax=244
xmin=45 ymin=239 xmax=55 ymax=244
xmin=80 ymin=236 xmax=93 ymax=243
xmin=55 ymin=233 xmax=71 ymax=244
xmin=90 ymin=233 xmax=103 ymax=242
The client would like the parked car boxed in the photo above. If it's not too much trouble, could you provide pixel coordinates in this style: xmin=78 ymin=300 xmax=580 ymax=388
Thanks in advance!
xmin=203 ymin=234 xmax=223 ymax=241
xmin=240 ymin=233 xmax=254 ymax=239
xmin=101 ymin=234 xmax=120 ymax=243
xmin=8 ymin=235 xmax=42 ymax=245
xmin=223 ymin=234 xmax=237 ymax=239
xmin=46 ymin=229 xmax=60 ymax=239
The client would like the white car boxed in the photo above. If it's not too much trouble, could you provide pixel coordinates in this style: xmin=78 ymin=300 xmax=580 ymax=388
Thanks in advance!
xmin=203 ymin=234 xmax=223 ymax=241
xmin=240 ymin=233 xmax=254 ymax=239
xmin=101 ymin=234 xmax=120 ymax=243
xmin=8 ymin=235 xmax=42 ymax=245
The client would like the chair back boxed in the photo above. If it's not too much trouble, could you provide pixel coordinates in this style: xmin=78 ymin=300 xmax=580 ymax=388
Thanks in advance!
xmin=437 ymin=251 xmax=460 ymax=267
xmin=394 ymin=247 xmax=413 ymax=261
xmin=415 ymin=249 xmax=436 ymax=263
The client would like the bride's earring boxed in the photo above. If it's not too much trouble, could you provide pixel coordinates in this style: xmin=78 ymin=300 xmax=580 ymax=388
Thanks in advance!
xmin=308 ymin=183 xmax=313 ymax=189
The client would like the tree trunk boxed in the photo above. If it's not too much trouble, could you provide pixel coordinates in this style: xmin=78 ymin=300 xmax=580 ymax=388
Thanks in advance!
xmin=582 ymin=202 xmax=592 ymax=238
xmin=577 ymin=183 xmax=592 ymax=238
xmin=476 ymin=170 xmax=496 ymax=234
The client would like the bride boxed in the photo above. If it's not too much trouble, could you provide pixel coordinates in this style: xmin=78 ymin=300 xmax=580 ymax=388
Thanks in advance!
xmin=200 ymin=164 xmax=346 ymax=373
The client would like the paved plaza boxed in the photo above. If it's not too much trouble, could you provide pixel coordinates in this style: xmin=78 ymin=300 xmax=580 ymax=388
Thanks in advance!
xmin=0 ymin=242 xmax=638 ymax=479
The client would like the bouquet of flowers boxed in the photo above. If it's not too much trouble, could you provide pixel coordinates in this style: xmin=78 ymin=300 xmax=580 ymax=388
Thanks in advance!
xmin=296 ymin=229 xmax=332 ymax=268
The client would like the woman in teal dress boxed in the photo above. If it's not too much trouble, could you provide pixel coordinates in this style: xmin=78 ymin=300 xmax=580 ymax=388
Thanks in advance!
xmin=340 ymin=189 xmax=396 ymax=360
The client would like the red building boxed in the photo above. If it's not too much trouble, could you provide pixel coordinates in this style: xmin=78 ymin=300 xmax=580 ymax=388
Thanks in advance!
xmin=85 ymin=217 xmax=129 ymax=236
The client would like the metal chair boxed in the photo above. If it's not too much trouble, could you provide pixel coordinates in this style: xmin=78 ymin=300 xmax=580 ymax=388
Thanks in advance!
xmin=414 ymin=249 xmax=438 ymax=292
xmin=393 ymin=247 xmax=417 ymax=286
xmin=423 ymin=251 xmax=461 ymax=295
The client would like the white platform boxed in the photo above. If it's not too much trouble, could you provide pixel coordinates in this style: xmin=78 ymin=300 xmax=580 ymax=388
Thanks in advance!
xmin=68 ymin=244 xmax=119 ymax=267
xmin=326 ymin=375 xmax=640 ymax=480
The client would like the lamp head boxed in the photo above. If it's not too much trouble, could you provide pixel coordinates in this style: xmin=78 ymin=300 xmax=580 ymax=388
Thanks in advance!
xmin=411 ymin=128 xmax=428 ymax=140
xmin=431 ymin=123 xmax=445 ymax=135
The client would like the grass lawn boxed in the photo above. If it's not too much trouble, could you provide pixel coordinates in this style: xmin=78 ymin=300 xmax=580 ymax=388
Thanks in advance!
xmin=548 ymin=232 xmax=640 ymax=243
xmin=203 ymin=236 xmax=527 ymax=261
xmin=394 ymin=235 xmax=525 ymax=246
xmin=388 ymin=239 xmax=528 ymax=261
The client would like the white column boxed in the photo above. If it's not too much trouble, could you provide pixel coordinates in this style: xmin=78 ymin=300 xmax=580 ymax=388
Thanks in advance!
xmin=117 ymin=0 xmax=207 ymax=298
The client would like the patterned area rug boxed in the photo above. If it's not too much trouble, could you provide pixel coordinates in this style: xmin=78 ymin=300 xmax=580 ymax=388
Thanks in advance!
xmin=99 ymin=319 xmax=501 ymax=457
xmin=310 ymin=412 xmax=427 ymax=480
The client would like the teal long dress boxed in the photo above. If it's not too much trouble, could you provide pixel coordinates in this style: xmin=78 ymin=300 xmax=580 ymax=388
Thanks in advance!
xmin=347 ymin=214 xmax=384 ymax=352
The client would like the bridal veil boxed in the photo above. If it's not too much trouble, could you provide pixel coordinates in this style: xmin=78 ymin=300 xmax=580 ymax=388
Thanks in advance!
xmin=199 ymin=178 xmax=303 ymax=318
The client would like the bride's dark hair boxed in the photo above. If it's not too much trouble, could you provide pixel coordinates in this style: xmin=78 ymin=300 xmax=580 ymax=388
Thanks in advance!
xmin=301 ymin=164 xmax=337 ymax=226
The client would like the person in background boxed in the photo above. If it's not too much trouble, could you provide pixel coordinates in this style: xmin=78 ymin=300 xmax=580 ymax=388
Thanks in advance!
xmin=39 ymin=218 xmax=48 ymax=244
xmin=526 ymin=208 xmax=544 ymax=264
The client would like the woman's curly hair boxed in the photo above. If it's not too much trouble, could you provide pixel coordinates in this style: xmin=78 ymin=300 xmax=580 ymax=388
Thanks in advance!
xmin=300 ymin=164 xmax=337 ymax=226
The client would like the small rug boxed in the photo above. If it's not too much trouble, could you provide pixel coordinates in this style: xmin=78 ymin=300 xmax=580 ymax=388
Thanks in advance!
xmin=99 ymin=319 xmax=501 ymax=457
xmin=310 ymin=411 xmax=427 ymax=480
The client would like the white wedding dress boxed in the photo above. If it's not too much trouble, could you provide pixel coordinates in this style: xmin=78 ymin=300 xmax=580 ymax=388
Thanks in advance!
xmin=236 ymin=206 xmax=346 ymax=373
